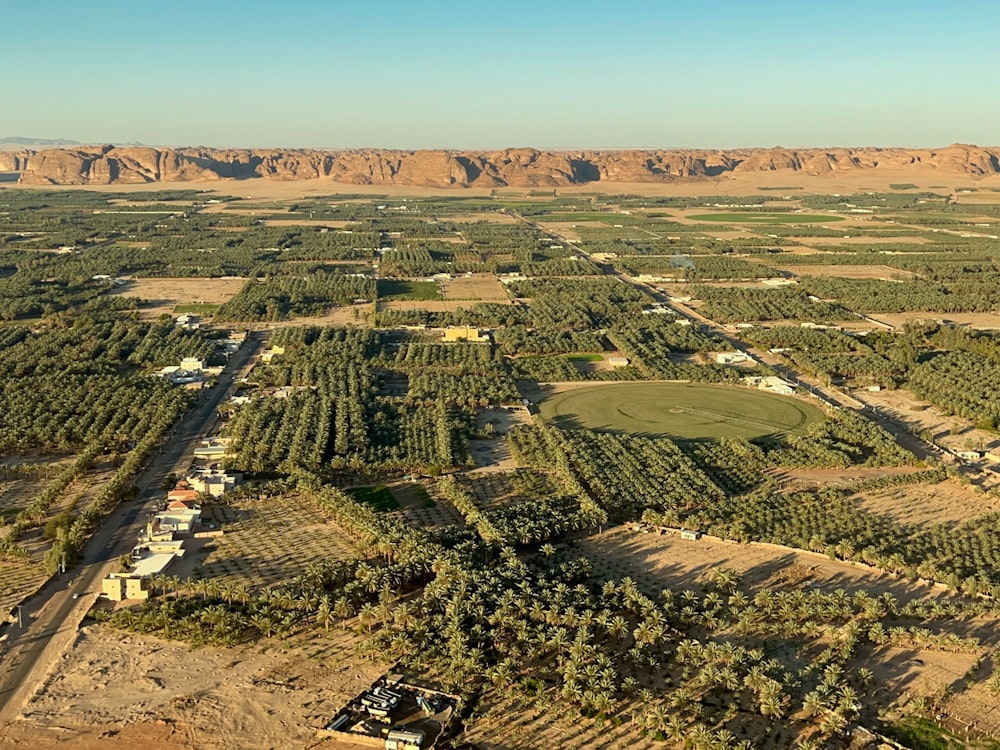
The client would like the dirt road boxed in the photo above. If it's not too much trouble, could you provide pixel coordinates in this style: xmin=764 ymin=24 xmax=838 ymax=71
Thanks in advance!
xmin=0 ymin=331 xmax=264 ymax=725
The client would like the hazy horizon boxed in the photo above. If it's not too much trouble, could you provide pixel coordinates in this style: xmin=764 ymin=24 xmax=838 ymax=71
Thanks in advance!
xmin=4 ymin=0 xmax=999 ymax=149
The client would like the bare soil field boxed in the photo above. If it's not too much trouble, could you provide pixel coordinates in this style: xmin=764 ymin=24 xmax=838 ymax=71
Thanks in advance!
xmin=465 ymin=693 xmax=662 ymax=750
xmin=789 ymin=235 xmax=933 ymax=245
xmin=534 ymin=221 xmax=583 ymax=241
xmin=260 ymin=218 xmax=352 ymax=227
xmin=457 ymin=470 xmax=559 ymax=512
xmin=389 ymin=485 xmax=465 ymax=530
xmin=258 ymin=303 xmax=372 ymax=329
xmin=109 ymin=278 xmax=247 ymax=318
xmin=447 ymin=212 xmax=518 ymax=223
xmin=772 ymin=264 xmax=921 ymax=280
xmin=577 ymin=526 xmax=948 ymax=602
xmin=194 ymin=493 xmax=362 ymax=589
xmin=378 ymin=299 xmax=510 ymax=313
xmin=439 ymin=274 xmax=509 ymax=301
xmin=768 ymin=465 xmax=930 ymax=493
xmin=855 ymin=388 xmax=1000 ymax=453
xmin=953 ymin=192 xmax=1000 ymax=205
xmin=867 ymin=311 xmax=1000 ymax=329
xmin=855 ymin=479 xmax=1000 ymax=526
xmin=0 ymin=622 xmax=386 ymax=750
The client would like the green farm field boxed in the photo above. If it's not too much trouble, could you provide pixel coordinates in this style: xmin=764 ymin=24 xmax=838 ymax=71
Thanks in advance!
xmin=538 ymin=382 xmax=825 ymax=440
xmin=376 ymin=279 xmax=442 ymax=300
xmin=687 ymin=212 xmax=843 ymax=224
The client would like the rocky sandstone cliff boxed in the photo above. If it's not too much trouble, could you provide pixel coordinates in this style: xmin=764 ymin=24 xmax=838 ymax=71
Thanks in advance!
xmin=3 ymin=144 xmax=999 ymax=187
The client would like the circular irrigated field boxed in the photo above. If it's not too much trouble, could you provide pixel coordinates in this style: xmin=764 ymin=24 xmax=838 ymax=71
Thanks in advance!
xmin=688 ymin=212 xmax=843 ymax=224
xmin=538 ymin=382 xmax=824 ymax=440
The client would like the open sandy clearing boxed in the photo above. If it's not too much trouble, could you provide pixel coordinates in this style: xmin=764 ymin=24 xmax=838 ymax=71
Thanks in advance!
xmin=0 ymin=623 xmax=386 ymax=750
xmin=578 ymin=526 xmax=949 ymax=602
xmin=194 ymin=492 xmax=362 ymax=589
xmin=854 ymin=479 xmax=1000 ymax=526
xmin=109 ymin=277 xmax=247 ymax=318
xmin=788 ymin=235 xmax=934 ymax=245
xmin=260 ymin=218 xmax=353 ymax=227
xmin=772 ymin=264 xmax=921 ymax=280
xmin=866 ymin=311 xmax=1000 ymax=329
xmin=439 ymin=274 xmax=509 ymax=301
xmin=378 ymin=299 xmax=510 ymax=313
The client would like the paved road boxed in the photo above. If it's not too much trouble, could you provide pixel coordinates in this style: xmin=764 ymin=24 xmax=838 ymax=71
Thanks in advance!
xmin=0 ymin=331 xmax=264 ymax=724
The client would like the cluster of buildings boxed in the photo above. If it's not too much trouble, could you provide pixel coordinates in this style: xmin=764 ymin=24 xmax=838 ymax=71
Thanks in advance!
xmin=101 ymin=462 xmax=237 ymax=602
xmin=322 ymin=674 xmax=457 ymax=749
xmin=154 ymin=329 xmax=247 ymax=387
xmin=744 ymin=375 xmax=796 ymax=396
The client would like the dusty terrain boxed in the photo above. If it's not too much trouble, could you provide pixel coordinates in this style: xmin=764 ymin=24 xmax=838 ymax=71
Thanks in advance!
xmin=438 ymin=274 xmax=509 ymax=301
xmin=577 ymin=526 xmax=948 ymax=603
xmin=866 ymin=311 xmax=1000 ymax=330
xmin=855 ymin=479 xmax=1000 ymax=526
xmin=0 ymin=623 xmax=386 ymax=750
xmin=109 ymin=278 xmax=247 ymax=318
xmin=771 ymin=264 xmax=921 ymax=280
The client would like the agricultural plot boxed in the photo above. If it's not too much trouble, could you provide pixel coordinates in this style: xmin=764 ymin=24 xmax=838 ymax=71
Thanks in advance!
xmin=388 ymin=483 xmax=465 ymax=529
xmin=577 ymin=526 xmax=947 ymax=604
xmin=538 ymin=382 xmax=824 ymax=441
xmin=455 ymin=470 xmax=561 ymax=512
xmin=0 ymin=459 xmax=118 ymax=614
xmin=686 ymin=212 xmax=842 ymax=224
xmin=194 ymin=492 xmax=362 ymax=589
xmin=375 ymin=279 xmax=442 ymax=301
xmin=770 ymin=264 xmax=921 ymax=280
xmin=439 ymin=274 xmax=509 ymax=301
xmin=107 ymin=277 xmax=247 ymax=319
xmin=854 ymin=479 xmax=1000 ymax=526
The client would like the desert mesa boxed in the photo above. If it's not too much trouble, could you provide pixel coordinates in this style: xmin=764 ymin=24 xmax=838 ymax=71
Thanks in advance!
xmin=2 ymin=143 xmax=1000 ymax=187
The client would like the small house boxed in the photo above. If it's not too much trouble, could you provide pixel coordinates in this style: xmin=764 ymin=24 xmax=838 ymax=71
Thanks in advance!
xmin=385 ymin=728 xmax=425 ymax=750
xmin=716 ymin=352 xmax=750 ymax=365
xmin=608 ymin=356 xmax=630 ymax=369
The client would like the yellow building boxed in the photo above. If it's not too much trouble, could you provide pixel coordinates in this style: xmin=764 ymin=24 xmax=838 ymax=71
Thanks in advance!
xmin=442 ymin=326 xmax=489 ymax=343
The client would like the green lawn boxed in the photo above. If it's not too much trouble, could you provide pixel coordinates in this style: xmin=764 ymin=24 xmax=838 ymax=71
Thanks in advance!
xmin=538 ymin=382 xmax=824 ymax=441
xmin=376 ymin=279 xmax=442 ymax=301
xmin=566 ymin=354 xmax=604 ymax=362
xmin=346 ymin=485 xmax=401 ymax=512
xmin=883 ymin=716 xmax=998 ymax=750
xmin=687 ymin=212 xmax=843 ymax=224
xmin=173 ymin=303 xmax=221 ymax=315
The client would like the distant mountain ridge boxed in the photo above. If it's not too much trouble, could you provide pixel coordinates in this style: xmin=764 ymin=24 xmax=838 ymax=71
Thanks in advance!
xmin=1 ymin=143 xmax=999 ymax=186
xmin=0 ymin=137 xmax=84 ymax=151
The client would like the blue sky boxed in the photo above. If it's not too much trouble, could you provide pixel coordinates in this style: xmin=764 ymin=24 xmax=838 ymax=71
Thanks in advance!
xmin=2 ymin=0 xmax=998 ymax=148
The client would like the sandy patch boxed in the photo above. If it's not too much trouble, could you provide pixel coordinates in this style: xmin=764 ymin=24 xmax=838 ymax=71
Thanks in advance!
xmin=788 ymin=235 xmax=933 ymax=245
xmin=260 ymin=219 xmax=352 ymax=228
xmin=855 ymin=479 xmax=1000 ymax=526
xmin=109 ymin=278 xmax=247 ymax=318
xmin=1 ymin=623 xmax=386 ymax=750
xmin=445 ymin=213 xmax=518 ymax=224
xmin=533 ymin=222 xmax=583 ymax=241
xmin=378 ymin=299 xmax=510 ymax=313
xmin=439 ymin=274 xmax=509 ymax=301
xmin=578 ymin=525 xmax=948 ymax=602
xmin=866 ymin=311 xmax=1000 ymax=329
xmin=773 ymin=264 xmax=921 ymax=280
